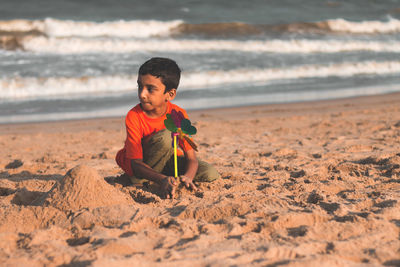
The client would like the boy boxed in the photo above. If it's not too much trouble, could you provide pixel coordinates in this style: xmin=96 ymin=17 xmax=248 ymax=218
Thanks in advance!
xmin=116 ymin=57 xmax=220 ymax=199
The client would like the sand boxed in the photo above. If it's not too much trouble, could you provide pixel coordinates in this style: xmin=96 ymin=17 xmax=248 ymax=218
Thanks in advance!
xmin=1 ymin=93 xmax=400 ymax=266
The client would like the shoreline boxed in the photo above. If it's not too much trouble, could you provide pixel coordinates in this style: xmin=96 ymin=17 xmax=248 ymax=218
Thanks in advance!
xmin=2 ymin=91 xmax=400 ymax=134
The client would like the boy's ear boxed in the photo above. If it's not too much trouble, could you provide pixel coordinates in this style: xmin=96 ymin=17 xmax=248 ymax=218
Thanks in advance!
xmin=166 ymin=88 xmax=177 ymax=101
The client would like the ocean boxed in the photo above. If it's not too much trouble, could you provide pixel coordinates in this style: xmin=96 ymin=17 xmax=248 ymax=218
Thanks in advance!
xmin=1 ymin=0 xmax=400 ymax=123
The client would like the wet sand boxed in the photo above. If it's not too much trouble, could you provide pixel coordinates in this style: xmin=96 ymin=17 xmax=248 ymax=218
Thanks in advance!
xmin=1 ymin=93 xmax=400 ymax=266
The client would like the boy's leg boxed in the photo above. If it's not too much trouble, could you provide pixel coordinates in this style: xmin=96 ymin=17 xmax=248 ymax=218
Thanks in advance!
xmin=128 ymin=129 xmax=173 ymax=184
xmin=163 ymin=156 xmax=220 ymax=182
xmin=142 ymin=129 xmax=174 ymax=172
xmin=127 ymin=129 xmax=220 ymax=184
xmin=194 ymin=160 xmax=221 ymax=182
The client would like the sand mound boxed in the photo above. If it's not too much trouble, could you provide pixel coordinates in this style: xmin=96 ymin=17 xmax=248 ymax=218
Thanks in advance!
xmin=36 ymin=165 xmax=133 ymax=211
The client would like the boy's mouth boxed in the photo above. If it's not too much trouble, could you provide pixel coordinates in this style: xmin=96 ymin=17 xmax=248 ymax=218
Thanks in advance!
xmin=140 ymin=101 xmax=152 ymax=107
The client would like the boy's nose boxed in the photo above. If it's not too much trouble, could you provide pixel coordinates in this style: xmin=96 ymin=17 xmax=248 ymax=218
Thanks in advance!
xmin=139 ymin=88 xmax=147 ymax=99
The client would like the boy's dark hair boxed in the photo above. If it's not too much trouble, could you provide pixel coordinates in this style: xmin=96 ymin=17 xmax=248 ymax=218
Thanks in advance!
xmin=138 ymin=57 xmax=181 ymax=92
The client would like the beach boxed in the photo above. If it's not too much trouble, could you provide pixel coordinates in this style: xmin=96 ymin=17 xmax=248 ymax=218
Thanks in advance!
xmin=1 ymin=93 xmax=399 ymax=266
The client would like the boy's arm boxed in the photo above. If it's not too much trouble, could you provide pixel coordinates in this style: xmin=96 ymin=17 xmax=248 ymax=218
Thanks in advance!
xmin=131 ymin=159 xmax=177 ymax=199
xmin=180 ymin=149 xmax=199 ymax=191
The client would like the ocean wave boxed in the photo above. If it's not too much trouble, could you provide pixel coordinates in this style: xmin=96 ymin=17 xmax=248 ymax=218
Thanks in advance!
xmin=16 ymin=37 xmax=400 ymax=54
xmin=325 ymin=17 xmax=400 ymax=34
xmin=1 ymin=18 xmax=400 ymax=40
xmin=0 ymin=76 xmax=134 ymax=100
xmin=0 ymin=18 xmax=183 ymax=38
xmin=1 ymin=61 xmax=399 ymax=101
xmin=182 ymin=61 xmax=400 ymax=88
xmin=177 ymin=18 xmax=400 ymax=35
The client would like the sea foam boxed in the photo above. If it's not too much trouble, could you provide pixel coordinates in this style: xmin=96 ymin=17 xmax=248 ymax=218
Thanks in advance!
xmin=19 ymin=37 xmax=400 ymax=54
xmin=1 ymin=17 xmax=400 ymax=39
xmin=326 ymin=17 xmax=400 ymax=34
xmin=1 ymin=61 xmax=399 ymax=101
xmin=0 ymin=18 xmax=183 ymax=38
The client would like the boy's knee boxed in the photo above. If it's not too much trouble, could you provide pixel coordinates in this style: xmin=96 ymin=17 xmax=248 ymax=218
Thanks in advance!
xmin=195 ymin=161 xmax=220 ymax=182
xmin=148 ymin=129 xmax=171 ymax=150
xmin=143 ymin=129 xmax=172 ymax=159
xmin=142 ymin=129 xmax=173 ymax=170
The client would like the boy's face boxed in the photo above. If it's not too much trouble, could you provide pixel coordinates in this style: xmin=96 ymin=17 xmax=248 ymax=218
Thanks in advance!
xmin=137 ymin=74 xmax=176 ymax=116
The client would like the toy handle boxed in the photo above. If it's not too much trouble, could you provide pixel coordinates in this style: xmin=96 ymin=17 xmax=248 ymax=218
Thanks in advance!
xmin=173 ymin=133 xmax=178 ymax=178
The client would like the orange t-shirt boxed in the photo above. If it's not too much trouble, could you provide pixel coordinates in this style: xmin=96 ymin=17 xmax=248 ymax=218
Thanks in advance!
xmin=124 ymin=101 xmax=192 ymax=160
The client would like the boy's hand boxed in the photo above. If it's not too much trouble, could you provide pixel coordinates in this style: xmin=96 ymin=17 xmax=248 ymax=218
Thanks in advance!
xmin=160 ymin=176 xmax=177 ymax=199
xmin=180 ymin=175 xmax=197 ymax=191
